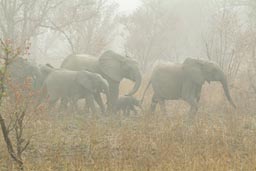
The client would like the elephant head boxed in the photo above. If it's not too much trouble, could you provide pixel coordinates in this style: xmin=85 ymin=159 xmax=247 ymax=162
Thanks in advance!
xmin=39 ymin=64 xmax=54 ymax=76
xmin=8 ymin=58 xmax=41 ymax=89
xmin=182 ymin=58 xmax=235 ymax=108
xmin=38 ymin=63 xmax=55 ymax=87
xmin=76 ymin=71 xmax=110 ymax=98
xmin=98 ymin=51 xmax=142 ymax=96
xmin=92 ymin=73 xmax=110 ymax=101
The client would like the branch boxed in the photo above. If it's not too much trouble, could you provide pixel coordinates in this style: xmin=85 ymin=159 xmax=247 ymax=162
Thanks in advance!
xmin=46 ymin=18 xmax=75 ymax=54
xmin=0 ymin=114 xmax=23 ymax=166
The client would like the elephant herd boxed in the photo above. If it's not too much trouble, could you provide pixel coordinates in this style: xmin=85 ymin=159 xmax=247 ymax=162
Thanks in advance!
xmin=7 ymin=50 xmax=236 ymax=117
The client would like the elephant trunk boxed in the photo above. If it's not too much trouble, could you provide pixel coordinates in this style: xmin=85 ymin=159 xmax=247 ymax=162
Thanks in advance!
xmin=102 ymin=82 xmax=111 ymax=109
xmin=126 ymin=71 xmax=142 ymax=96
xmin=220 ymin=77 xmax=236 ymax=108
xmin=105 ymin=88 xmax=111 ymax=107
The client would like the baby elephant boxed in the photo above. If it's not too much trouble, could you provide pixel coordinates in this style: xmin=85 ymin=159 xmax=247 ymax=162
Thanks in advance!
xmin=115 ymin=96 xmax=141 ymax=116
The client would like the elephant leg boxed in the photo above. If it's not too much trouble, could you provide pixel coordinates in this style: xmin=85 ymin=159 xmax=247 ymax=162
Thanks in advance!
xmin=186 ymin=98 xmax=198 ymax=121
xmin=195 ymin=85 xmax=202 ymax=102
xmin=93 ymin=93 xmax=105 ymax=114
xmin=118 ymin=108 xmax=123 ymax=115
xmin=86 ymin=95 xmax=96 ymax=114
xmin=75 ymin=99 xmax=81 ymax=112
xmin=108 ymin=81 xmax=119 ymax=113
xmin=130 ymin=106 xmax=137 ymax=115
xmin=159 ymin=100 xmax=167 ymax=115
xmin=124 ymin=107 xmax=129 ymax=116
xmin=84 ymin=99 xmax=90 ymax=113
xmin=70 ymin=97 xmax=80 ymax=113
xmin=122 ymin=109 xmax=126 ymax=116
xmin=60 ymin=98 xmax=68 ymax=111
xmin=182 ymin=83 xmax=199 ymax=120
xmin=150 ymin=94 xmax=158 ymax=114
xmin=48 ymin=97 xmax=58 ymax=111
xmin=127 ymin=109 xmax=131 ymax=116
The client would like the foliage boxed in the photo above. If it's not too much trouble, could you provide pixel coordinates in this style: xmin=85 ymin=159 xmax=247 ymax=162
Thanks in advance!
xmin=0 ymin=39 xmax=44 ymax=170
xmin=1 ymin=84 xmax=255 ymax=170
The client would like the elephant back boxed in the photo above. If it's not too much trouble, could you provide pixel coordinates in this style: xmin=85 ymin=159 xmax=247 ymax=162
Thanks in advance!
xmin=61 ymin=54 xmax=99 ymax=72
xmin=150 ymin=63 xmax=184 ymax=99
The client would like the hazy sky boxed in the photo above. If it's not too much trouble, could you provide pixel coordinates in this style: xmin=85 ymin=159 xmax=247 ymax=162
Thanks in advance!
xmin=116 ymin=0 xmax=141 ymax=13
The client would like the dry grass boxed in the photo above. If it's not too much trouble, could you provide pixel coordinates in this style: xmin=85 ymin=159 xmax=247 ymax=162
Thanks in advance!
xmin=1 ymin=81 xmax=256 ymax=171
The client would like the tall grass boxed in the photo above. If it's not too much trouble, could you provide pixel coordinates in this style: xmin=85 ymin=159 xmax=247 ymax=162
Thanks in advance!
xmin=1 ymin=81 xmax=256 ymax=171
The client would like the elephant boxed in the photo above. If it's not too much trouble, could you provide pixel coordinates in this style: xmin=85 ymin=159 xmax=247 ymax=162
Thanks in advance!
xmin=115 ymin=96 xmax=141 ymax=116
xmin=38 ymin=64 xmax=100 ymax=113
xmin=141 ymin=58 xmax=236 ymax=116
xmin=61 ymin=50 xmax=142 ymax=112
xmin=38 ymin=63 xmax=55 ymax=82
xmin=7 ymin=57 xmax=41 ymax=89
xmin=42 ymin=69 xmax=110 ymax=114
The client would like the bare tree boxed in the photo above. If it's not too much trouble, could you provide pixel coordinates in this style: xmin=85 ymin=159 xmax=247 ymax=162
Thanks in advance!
xmin=202 ymin=1 xmax=247 ymax=80
xmin=0 ymin=0 xmax=62 ymax=47
xmin=243 ymin=0 xmax=256 ymax=93
xmin=123 ymin=0 xmax=182 ymax=72
xmin=42 ymin=0 xmax=119 ymax=56
xmin=0 ymin=39 xmax=43 ymax=170
xmin=0 ymin=39 xmax=25 ymax=170
xmin=124 ymin=0 xmax=215 ymax=72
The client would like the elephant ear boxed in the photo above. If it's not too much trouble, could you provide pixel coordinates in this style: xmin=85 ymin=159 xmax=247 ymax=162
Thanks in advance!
xmin=183 ymin=58 xmax=205 ymax=85
xmin=76 ymin=71 xmax=95 ymax=93
xmin=98 ymin=50 xmax=125 ymax=82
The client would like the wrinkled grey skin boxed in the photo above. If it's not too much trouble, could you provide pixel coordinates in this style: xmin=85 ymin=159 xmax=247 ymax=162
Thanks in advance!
xmin=115 ymin=96 xmax=141 ymax=116
xmin=8 ymin=58 xmax=41 ymax=89
xmin=142 ymin=58 xmax=236 ymax=116
xmin=42 ymin=69 xmax=110 ymax=114
xmin=61 ymin=50 xmax=142 ymax=112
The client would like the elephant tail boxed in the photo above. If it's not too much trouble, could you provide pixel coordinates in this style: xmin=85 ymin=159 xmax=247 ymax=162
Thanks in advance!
xmin=140 ymin=80 xmax=151 ymax=104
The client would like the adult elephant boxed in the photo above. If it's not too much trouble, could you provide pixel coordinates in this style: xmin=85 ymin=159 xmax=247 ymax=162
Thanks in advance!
xmin=141 ymin=58 xmax=236 ymax=115
xmin=42 ymin=69 xmax=110 ymax=114
xmin=61 ymin=50 xmax=142 ymax=112
xmin=8 ymin=57 xmax=41 ymax=89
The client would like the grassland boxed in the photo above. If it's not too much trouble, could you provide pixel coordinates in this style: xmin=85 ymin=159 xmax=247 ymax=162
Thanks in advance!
xmin=1 ymin=82 xmax=256 ymax=171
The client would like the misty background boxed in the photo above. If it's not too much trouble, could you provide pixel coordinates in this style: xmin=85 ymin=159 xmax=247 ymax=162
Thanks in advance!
xmin=2 ymin=1 xmax=256 ymax=170
xmin=1 ymin=0 xmax=256 ymax=80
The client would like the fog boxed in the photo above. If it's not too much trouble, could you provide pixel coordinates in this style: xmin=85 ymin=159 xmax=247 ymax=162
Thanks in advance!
xmin=0 ymin=0 xmax=252 ymax=74
xmin=1 ymin=0 xmax=256 ymax=170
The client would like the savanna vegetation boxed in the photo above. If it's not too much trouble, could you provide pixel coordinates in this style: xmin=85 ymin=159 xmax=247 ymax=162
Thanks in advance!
xmin=1 ymin=0 xmax=256 ymax=170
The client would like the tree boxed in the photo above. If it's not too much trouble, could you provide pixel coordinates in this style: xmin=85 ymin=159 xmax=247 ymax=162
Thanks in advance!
xmin=0 ymin=0 xmax=61 ymax=47
xmin=123 ymin=0 xmax=180 ymax=72
xmin=201 ymin=0 xmax=248 ymax=80
xmin=245 ymin=0 xmax=256 ymax=93
xmin=42 ymin=0 xmax=119 ymax=56
xmin=124 ymin=0 xmax=217 ymax=72
xmin=0 ymin=39 xmax=43 ymax=170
